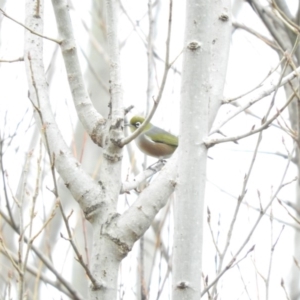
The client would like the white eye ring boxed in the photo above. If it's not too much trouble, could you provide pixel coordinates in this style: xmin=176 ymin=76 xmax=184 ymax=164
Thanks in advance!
xmin=135 ymin=121 xmax=141 ymax=128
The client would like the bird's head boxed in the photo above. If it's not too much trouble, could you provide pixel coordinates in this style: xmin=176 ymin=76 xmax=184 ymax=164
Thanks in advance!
xmin=129 ymin=116 xmax=152 ymax=133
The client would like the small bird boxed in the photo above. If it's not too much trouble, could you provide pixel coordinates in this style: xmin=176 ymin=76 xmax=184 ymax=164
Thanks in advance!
xmin=129 ymin=116 xmax=178 ymax=159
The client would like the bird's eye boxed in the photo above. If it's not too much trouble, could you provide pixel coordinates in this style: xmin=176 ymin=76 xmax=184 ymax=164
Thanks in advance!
xmin=135 ymin=122 xmax=141 ymax=128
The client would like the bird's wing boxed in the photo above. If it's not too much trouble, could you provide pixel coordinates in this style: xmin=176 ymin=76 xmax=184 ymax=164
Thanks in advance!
xmin=145 ymin=127 xmax=178 ymax=147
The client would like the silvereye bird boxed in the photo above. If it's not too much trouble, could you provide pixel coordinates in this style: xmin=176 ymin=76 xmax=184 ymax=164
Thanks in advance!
xmin=129 ymin=116 xmax=178 ymax=159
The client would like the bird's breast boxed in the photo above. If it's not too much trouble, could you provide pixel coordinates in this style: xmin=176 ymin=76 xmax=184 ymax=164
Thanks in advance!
xmin=135 ymin=134 xmax=177 ymax=159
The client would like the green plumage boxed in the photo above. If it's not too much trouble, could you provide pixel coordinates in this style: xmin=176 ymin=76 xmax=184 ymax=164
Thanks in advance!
xmin=144 ymin=129 xmax=178 ymax=146
xmin=129 ymin=115 xmax=178 ymax=159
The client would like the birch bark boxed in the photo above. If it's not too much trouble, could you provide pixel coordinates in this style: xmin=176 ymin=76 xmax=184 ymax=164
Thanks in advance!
xmin=172 ymin=1 xmax=231 ymax=299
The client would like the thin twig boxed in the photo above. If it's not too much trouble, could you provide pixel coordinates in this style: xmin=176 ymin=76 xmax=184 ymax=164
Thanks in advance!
xmin=208 ymin=179 xmax=300 ymax=230
xmin=209 ymin=32 xmax=300 ymax=146
xmin=118 ymin=0 xmax=181 ymax=75
xmin=21 ymin=140 xmax=43 ymax=295
xmin=278 ymin=199 xmax=300 ymax=224
xmin=120 ymin=161 xmax=165 ymax=193
xmin=0 ymin=57 xmax=24 ymax=63
xmin=0 ymin=247 xmax=74 ymax=298
xmin=202 ymin=144 xmax=296 ymax=297
xmin=224 ymin=56 xmax=285 ymax=103
xmin=271 ymin=0 xmax=300 ymax=34
xmin=0 ymin=8 xmax=61 ymax=44
xmin=119 ymin=0 xmax=173 ymax=147
xmin=0 ymin=236 xmax=22 ymax=275
xmin=205 ymin=89 xmax=297 ymax=147
xmin=207 ymin=207 xmax=221 ymax=257
xmin=232 ymin=20 xmax=280 ymax=51
xmin=210 ymin=64 xmax=300 ymax=136
xmin=0 ymin=138 xmax=17 ymax=228
xmin=281 ymin=278 xmax=291 ymax=300
xmin=0 ymin=208 xmax=85 ymax=300
xmin=211 ymin=100 xmax=265 ymax=297
xmin=28 ymin=47 xmax=103 ymax=290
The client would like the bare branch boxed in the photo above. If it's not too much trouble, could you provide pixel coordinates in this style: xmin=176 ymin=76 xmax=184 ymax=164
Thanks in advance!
xmin=120 ymin=161 xmax=165 ymax=194
xmin=224 ymin=57 xmax=284 ymax=103
xmin=0 ymin=8 xmax=61 ymax=44
xmin=0 ymin=247 xmax=74 ymax=298
xmin=51 ymin=0 xmax=105 ymax=145
xmin=0 ymin=57 xmax=24 ymax=63
xmin=206 ymin=89 xmax=297 ymax=147
xmin=210 ymin=65 xmax=300 ymax=136
xmin=0 ymin=208 xmax=85 ymax=300
xmin=202 ymin=144 xmax=296 ymax=297
xmin=119 ymin=0 xmax=173 ymax=147
xmin=232 ymin=20 xmax=280 ymax=51
xmin=59 ymin=202 xmax=103 ymax=289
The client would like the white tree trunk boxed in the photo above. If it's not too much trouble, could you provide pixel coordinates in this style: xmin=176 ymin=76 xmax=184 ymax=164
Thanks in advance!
xmin=172 ymin=1 xmax=231 ymax=299
xmin=70 ymin=0 xmax=110 ymax=296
